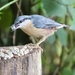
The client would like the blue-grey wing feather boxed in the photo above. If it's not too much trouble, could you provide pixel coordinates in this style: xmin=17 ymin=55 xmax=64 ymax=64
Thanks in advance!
xmin=31 ymin=15 xmax=60 ymax=29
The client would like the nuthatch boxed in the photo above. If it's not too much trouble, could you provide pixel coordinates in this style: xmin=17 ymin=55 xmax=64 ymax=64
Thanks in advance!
xmin=11 ymin=15 xmax=69 ymax=46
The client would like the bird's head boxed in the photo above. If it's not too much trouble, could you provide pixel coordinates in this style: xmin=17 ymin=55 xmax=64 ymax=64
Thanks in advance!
xmin=11 ymin=15 xmax=32 ymax=31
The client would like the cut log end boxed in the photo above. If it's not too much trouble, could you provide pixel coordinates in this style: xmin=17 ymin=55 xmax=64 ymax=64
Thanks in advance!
xmin=0 ymin=44 xmax=42 ymax=75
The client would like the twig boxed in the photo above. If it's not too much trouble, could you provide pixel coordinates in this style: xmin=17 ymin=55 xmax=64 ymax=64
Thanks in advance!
xmin=13 ymin=0 xmax=23 ymax=45
xmin=0 ymin=0 xmax=18 ymax=11
xmin=15 ymin=1 xmax=23 ymax=15
xmin=53 ymin=66 xmax=59 ymax=75
xmin=65 ymin=48 xmax=75 ymax=63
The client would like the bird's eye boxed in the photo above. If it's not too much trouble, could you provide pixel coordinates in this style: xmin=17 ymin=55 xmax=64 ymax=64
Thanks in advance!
xmin=19 ymin=20 xmax=22 ymax=23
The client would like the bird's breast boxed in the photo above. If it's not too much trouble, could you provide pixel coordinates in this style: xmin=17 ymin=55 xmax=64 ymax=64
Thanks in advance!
xmin=20 ymin=21 xmax=56 ymax=37
xmin=21 ymin=24 xmax=45 ymax=37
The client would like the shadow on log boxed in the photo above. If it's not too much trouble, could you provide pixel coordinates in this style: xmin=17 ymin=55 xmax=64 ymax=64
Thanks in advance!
xmin=0 ymin=44 xmax=43 ymax=75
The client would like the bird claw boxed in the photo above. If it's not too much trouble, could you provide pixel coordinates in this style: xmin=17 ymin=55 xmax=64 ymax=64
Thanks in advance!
xmin=34 ymin=44 xmax=43 ymax=53
xmin=28 ymin=43 xmax=43 ymax=53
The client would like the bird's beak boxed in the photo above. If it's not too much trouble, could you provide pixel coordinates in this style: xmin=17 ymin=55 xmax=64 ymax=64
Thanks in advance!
xmin=11 ymin=24 xmax=17 ymax=31
xmin=11 ymin=23 xmax=22 ymax=31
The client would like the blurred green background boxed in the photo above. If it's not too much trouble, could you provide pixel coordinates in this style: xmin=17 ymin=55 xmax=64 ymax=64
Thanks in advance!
xmin=0 ymin=0 xmax=75 ymax=75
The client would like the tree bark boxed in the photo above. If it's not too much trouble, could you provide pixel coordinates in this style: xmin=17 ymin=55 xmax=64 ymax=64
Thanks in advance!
xmin=0 ymin=44 xmax=42 ymax=75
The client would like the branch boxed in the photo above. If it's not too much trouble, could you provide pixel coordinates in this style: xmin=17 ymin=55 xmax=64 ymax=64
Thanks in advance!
xmin=0 ymin=0 xmax=18 ymax=11
xmin=15 ymin=0 xmax=23 ymax=16
xmin=13 ymin=0 xmax=23 ymax=45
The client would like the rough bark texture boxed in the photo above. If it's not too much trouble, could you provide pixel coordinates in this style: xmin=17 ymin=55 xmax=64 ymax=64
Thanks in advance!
xmin=0 ymin=44 xmax=42 ymax=75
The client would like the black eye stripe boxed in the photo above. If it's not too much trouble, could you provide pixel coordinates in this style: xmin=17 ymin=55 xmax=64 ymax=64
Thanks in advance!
xmin=15 ymin=17 xmax=31 ymax=25
xmin=15 ymin=24 xmax=19 ymax=27
xmin=15 ymin=23 xmax=19 ymax=25
xmin=23 ymin=18 xmax=31 ymax=21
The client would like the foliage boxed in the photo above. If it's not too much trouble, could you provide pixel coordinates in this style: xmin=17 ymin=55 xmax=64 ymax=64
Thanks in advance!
xmin=0 ymin=0 xmax=75 ymax=75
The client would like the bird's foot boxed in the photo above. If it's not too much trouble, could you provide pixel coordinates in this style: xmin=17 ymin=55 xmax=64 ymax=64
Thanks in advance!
xmin=29 ymin=43 xmax=43 ymax=52
xmin=35 ymin=44 xmax=43 ymax=53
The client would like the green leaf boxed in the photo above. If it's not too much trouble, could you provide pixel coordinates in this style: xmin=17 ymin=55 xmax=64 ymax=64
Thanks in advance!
xmin=0 ymin=8 xmax=13 ymax=30
xmin=42 ymin=0 xmax=67 ymax=17
xmin=0 ymin=12 xmax=2 ymax=14
xmin=70 ymin=19 xmax=75 ymax=31
xmin=55 ymin=39 xmax=62 ymax=57
xmin=62 ymin=0 xmax=75 ymax=5
xmin=68 ymin=6 xmax=75 ymax=19
xmin=56 ymin=28 xmax=68 ymax=46
xmin=61 ymin=67 xmax=73 ymax=75
xmin=68 ymin=6 xmax=75 ymax=31
xmin=73 ymin=69 xmax=75 ymax=75
xmin=66 ymin=48 xmax=75 ymax=63
xmin=0 ymin=12 xmax=2 ymax=20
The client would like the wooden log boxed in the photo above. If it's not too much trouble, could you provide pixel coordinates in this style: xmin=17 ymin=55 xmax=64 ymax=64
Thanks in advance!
xmin=0 ymin=44 xmax=42 ymax=75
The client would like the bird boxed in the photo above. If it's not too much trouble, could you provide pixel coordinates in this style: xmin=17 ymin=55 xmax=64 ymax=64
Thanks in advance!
xmin=11 ymin=14 xmax=69 ymax=46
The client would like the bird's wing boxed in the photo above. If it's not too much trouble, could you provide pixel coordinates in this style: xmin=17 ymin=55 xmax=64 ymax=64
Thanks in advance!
xmin=31 ymin=15 xmax=61 ymax=29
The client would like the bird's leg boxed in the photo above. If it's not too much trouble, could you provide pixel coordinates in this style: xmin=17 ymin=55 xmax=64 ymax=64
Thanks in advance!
xmin=36 ymin=36 xmax=47 ymax=46
xmin=30 ymin=36 xmax=38 ymax=44
xmin=30 ymin=36 xmax=36 ymax=44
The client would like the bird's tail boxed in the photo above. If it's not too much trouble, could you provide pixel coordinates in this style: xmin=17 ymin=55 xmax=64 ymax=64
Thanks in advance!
xmin=56 ymin=24 xmax=69 ymax=29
